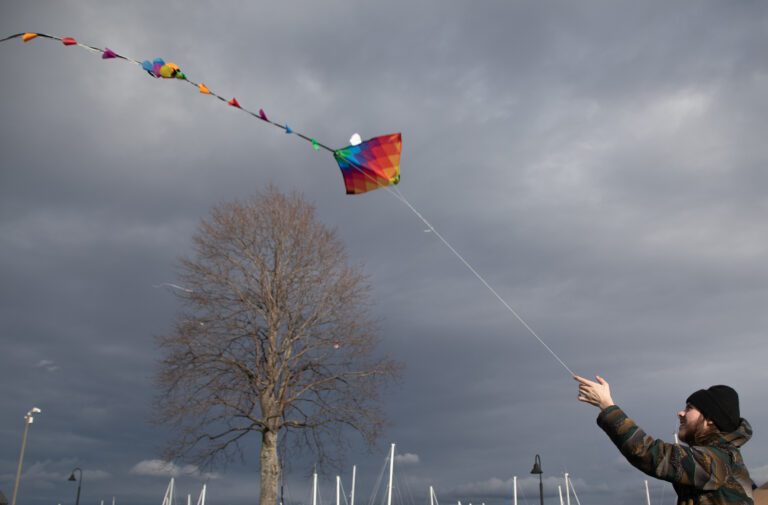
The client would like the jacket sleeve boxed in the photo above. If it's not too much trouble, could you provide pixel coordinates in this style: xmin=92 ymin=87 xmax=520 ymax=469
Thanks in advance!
xmin=597 ymin=406 xmax=730 ymax=490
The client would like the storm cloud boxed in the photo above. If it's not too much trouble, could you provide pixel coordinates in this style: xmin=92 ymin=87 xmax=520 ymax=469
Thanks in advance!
xmin=2 ymin=3 xmax=767 ymax=505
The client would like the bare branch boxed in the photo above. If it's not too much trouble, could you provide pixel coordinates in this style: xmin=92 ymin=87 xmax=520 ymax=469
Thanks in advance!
xmin=153 ymin=186 xmax=401 ymax=504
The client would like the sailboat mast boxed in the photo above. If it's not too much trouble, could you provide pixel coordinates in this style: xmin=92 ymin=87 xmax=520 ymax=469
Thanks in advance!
xmin=513 ymin=476 xmax=517 ymax=505
xmin=313 ymin=471 xmax=318 ymax=505
xmin=645 ymin=480 xmax=651 ymax=505
xmin=564 ymin=473 xmax=571 ymax=505
xmin=195 ymin=484 xmax=206 ymax=505
xmin=387 ymin=443 xmax=395 ymax=505
xmin=351 ymin=465 xmax=357 ymax=505
xmin=162 ymin=478 xmax=175 ymax=505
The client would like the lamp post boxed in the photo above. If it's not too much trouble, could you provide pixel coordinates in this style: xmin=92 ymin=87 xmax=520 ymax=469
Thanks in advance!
xmin=11 ymin=407 xmax=42 ymax=505
xmin=530 ymin=454 xmax=544 ymax=505
xmin=69 ymin=468 xmax=83 ymax=505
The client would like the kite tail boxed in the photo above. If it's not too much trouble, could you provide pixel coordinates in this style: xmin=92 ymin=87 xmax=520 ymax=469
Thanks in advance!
xmin=1 ymin=31 xmax=337 ymax=156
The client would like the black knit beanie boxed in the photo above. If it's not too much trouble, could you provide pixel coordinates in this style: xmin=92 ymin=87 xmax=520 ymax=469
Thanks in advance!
xmin=686 ymin=385 xmax=740 ymax=433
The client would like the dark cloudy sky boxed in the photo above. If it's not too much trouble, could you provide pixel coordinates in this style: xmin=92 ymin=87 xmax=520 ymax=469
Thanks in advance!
xmin=2 ymin=2 xmax=768 ymax=505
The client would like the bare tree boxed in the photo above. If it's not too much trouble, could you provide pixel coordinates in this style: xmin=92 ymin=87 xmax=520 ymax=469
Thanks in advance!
xmin=154 ymin=186 xmax=401 ymax=505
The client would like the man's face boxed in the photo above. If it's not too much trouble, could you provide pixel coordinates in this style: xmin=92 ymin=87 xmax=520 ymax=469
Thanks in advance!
xmin=677 ymin=404 xmax=713 ymax=444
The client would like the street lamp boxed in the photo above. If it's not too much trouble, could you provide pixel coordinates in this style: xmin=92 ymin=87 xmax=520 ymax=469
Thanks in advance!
xmin=11 ymin=407 xmax=42 ymax=505
xmin=68 ymin=468 xmax=83 ymax=505
xmin=530 ymin=454 xmax=543 ymax=505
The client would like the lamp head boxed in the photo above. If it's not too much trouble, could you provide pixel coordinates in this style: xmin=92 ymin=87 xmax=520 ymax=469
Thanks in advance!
xmin=26 ymin=407 xmax=42 ymax=421
xmin=530 ymin=454 xmax=543 ymax=475
xmin=69 ymin=473 xmax=77 ymax=481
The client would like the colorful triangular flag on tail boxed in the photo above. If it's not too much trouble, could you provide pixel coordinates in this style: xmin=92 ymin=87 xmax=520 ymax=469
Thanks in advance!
xmin=22 ymin=33 xmax=38 ymax=42
xmin=285 ymin=124 xmax=293 ymax=134
xmin=258 ymin=109 xmax=268 ymax=121
xmin=102 ymin=48 xmax=117 ymax=59
xmin=61 ymin=37 xmax=77 ymax=46
xmin=334 ymin=133 xmax=401 ymax=195
xmin=198 ymin=83 xmax=210 ymax=94
xmin=228 ymin=97 xmax=240 ymax=108
xmin=142 ymin=60 xmax=156 ymax=76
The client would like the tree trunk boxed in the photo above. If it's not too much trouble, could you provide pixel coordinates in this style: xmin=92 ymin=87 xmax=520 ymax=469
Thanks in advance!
xmin=259 ymin=429 xmax=281 ymax=505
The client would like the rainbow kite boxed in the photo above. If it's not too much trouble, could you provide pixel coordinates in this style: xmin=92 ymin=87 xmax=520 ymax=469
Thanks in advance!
xmin=0 ymin=32 xmax=402 ymax=195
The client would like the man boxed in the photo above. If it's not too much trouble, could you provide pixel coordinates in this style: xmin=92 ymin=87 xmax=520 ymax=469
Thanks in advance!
xmin=575 ymin=375 xmax=754 ymax=505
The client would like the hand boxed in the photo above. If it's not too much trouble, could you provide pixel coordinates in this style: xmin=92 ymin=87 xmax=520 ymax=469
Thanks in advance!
xmin=574 ymin=375 xmax=615 ymax=410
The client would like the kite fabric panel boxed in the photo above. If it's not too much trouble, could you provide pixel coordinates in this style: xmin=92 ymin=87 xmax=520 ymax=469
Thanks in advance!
xmin=1 ymin=32 xmax=402 ymax=195
xmin=334 ymin=133 xmax=402 ymax=195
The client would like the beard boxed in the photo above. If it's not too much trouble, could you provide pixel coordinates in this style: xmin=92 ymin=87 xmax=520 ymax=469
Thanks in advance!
xmin=678 ymin=416 xmax=715 ymax=445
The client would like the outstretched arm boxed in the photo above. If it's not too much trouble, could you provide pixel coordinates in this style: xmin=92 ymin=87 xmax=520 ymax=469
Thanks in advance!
xmin=575 ymin=376 xmax=735 ymax=490
xmin=595 ymin=406 xmax=732 ymax=490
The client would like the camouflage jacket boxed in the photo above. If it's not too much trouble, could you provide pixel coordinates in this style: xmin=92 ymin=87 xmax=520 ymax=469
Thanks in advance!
xmin=597 ymin=405 xmax=753 ymax=505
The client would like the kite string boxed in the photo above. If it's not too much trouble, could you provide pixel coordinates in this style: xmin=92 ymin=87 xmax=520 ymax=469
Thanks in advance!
xmin=388 ymin=185 xmax=575 ymax=377
xmin=340 ymin=156 xmax=574 ymax=376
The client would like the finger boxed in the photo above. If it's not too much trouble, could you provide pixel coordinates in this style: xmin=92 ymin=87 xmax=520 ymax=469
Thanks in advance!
xmin=574 ymin=375 xmax=592 ymax=385
xmin=596 ymin=375 xmax=607 ymax=385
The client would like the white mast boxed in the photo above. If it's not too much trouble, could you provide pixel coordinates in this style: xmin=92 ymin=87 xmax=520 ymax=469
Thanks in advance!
xmin=564 ymin=473 xmax=571 ymax=505
xmin=429 ymin=486 xmax=435 ymax=505
xmin=558 ymin=486 xmax=564 ymax=505
xmin=567 ymin=478 xmax=583 ymax=505
xmin=187 ymin=494 xmax=191 ymax=505
xmin=513 ymin=476 xmax=517 ymax=505
xmin=196 ymin=485 xmax=207 ymax=505
xmin=313 ymin=471 xmax=318 ymax=505
xmin=337 ymin=475 xmax=341 ymax=505
xmin=162 ymin=478 xmax=175 ymax=505
xmin=387 ymin=444 xmax=395 ymax=505
xmin=645 ymin=480 xmax=651 ymax=505
xmin=351 ymin=465 xmax=357 ymax=505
